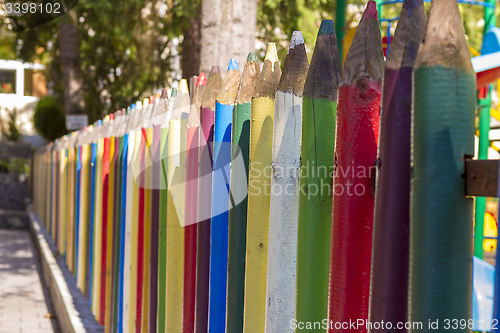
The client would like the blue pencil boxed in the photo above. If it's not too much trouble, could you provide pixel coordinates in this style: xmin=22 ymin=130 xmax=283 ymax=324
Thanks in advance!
xmin=209 ymin=59 xmax=240 ymax=332
xmin=88 ymin=125 xmax=99 ymax=304
xmin=117 ymin=132 xmax=128 ymax=333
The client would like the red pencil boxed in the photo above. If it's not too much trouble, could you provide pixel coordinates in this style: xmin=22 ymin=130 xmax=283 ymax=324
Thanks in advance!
xmin=135 ymin=97 xmax=153 ymax=332
xmin=328 ymin=2 xmax=384 ymax=332
xmin=99 ymin=116 xmax=111 ymax=325
xmin=183 ymin=74 xmax=207 ymax=332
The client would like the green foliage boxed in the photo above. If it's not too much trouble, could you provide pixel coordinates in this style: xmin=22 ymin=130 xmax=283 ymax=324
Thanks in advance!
xmin=13 ymin=0 xmax=182 ymax=121
xmin=0 ymin=27 xmax=16 ymax=60
xmin=0 ymin=157 xmax=30 ymax=174
xmin=3 ymin=0 xmax=499 ymax=122
xmin=33 ymin=96 xmax=67 ymax=141
xmin=1 ymin=109 xmax=21 ymax=141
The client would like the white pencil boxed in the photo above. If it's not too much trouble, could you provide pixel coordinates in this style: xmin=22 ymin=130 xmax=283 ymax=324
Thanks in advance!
xmin=265 ymin=31 xmax=309 ymax=332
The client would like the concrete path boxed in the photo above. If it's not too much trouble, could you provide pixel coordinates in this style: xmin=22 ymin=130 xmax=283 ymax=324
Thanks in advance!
xmin=0 ymin=229 xmax=60 ymax=333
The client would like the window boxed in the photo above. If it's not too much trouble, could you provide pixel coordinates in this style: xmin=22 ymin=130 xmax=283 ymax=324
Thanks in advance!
xmin=0 ymin=70 xmax=16 ymax=94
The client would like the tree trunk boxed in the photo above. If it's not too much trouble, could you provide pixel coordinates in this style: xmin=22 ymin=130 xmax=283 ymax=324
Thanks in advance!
xmin=59 ymin=11 xmax=85 ymax=116
xmin=182 ymin=16 xmax=202 ymax=80
xmin=200 ymin=0 xmax=257 ymax=74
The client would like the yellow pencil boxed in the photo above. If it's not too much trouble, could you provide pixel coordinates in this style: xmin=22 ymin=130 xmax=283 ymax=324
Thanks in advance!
xmin=78 ymin=131 xmax=91 ymax=295
xmin=105 ymin=122 xmax=115 ymax=332
xmin=67 ymin=135 xmax=76 ymax=272
xmin=166 ymin=79 xmax=189 ymax=332
xmin=93 ymin=122 xmax=104 ymax=320
xmin=58 ymin=138 xmax=67 ymax=255
xmin=243 ymin=42 xmax=281 ymax=333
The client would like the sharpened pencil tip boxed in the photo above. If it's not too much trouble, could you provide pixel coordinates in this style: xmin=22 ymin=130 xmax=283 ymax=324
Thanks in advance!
xmin=247 ymin=52 xmax=258 ymax=62
xmin=318 ymin=19 xmax=334 ymax=36
xmin=363 ymin=1 xmax=379 ymax=20
xmin=179 ymin=79 xmax=189 ymax=94
xmin=210 ymin=66 xmax=221 ymax=75
xmin=171 ymin=87 xmax=177 ymax=97
xmin=228 ymin=59 xmax=239 ymax=71
xmin=197 ymin=73 xmax=207 ymax=86
xmin=265 ymin=42 xmax=279 ymax=70
xmin=143 ymin=98 xmax=149 ymax=107
xmin=161 ymin=89 xmax=168 ymax=99
xmin=136 ymin=101 xmax=142 ymax=109
xmin=289 ymin=31 xmax=305 ymax=52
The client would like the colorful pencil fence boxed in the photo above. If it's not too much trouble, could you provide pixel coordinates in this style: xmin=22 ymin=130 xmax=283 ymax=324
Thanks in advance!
xmin=31 ymin=6 xmax=480 ymax=332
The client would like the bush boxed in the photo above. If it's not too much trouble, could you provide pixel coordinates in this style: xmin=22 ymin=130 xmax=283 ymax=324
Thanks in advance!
xmin=33 ymin=96 xmax=67 ymax=141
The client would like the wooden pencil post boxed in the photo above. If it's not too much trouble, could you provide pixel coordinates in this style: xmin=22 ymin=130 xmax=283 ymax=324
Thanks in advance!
xmin=294 ymin=21 xmax=342 ymax=331
xmin=165 ymin=79 xmax=190 ymax=332
xmin=227 ymin=52 xmax=260 ymax=333
xmin=243 ymin=43 xmax=281 ymax=333
xmin=183 ymin=73 xmax=207 ymax=333
xmin=118 ymin=106 xmax=131 ymax=333
xmin=328 ymin=2 xmax=383 ymax=331
xmin=266 ymin=31 xmax=309 ymax=332
xmin=123 ymin=103 xmax=137 ymax=333
xmin=100 ymin=115 xmax=111 ymax=327
xmin=195 ymin=67 xmax=222 ymax=333
xmin=111 ymin=110 xmax=125 ymax=333
xmin=147 ymin=91 xmax=166 ymax=333
xmin=141 ymin=96 xmax=156 ymax=333
xmin=369 ymin=0 xmax=426 ymax=330
xmin=409 ymin=0 xmax=476 ymax=327
xmin=158 ymin=89 xmax=176 ymax=333
xmin=209 ymin=59 xmax=241 ymax=332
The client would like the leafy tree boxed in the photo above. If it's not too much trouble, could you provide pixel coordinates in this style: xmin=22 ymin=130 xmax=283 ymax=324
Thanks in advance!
xmin=3 ymin=0 xmax=499 ymax=126
xmin=33 ymin=96 xmax=67 ymax=141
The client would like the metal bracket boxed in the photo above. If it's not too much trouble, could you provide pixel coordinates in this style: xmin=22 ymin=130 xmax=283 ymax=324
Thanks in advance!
xmin=464 ymin=159 xmax=499 ymax=197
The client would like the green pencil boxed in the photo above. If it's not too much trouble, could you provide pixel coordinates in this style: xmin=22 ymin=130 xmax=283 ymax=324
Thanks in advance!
xmin=295 ymin=19 xmax=341 ymax=331
xmin=226 ymin=52 xmax=260 ymax=333
xmin=410 ymin=0 xmax=476 ymax=328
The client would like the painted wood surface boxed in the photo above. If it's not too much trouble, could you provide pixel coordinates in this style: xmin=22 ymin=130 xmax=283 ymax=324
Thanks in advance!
xmin=266 ymin=31 xmax=309 ymax=332
xmin=67 ymin=142 xmax=75 ymax=272
xmin=123 ymin=104 xmax=137 ymax=333
xmin=149 ymin=92 xmax=165 ymax=333
xmin=158 ymin=89 xmax=175 ymax=333
xmin=93 ymin=124 xmax=104 ymax=320
xmin=209 ymin=60 xmax=241 ymax=332
xmin=369 ymin=0 xmax=426 ymax=329
xmin=226 ymin=52 xmax=260 ymax=333
xmin=78 ymin=142 xmax=90 ymax=295
xmin=75 ymin=144 xmax=82 ymax=283
xmin=409 ymin=0 xmax=476 ymax=327
xmin=166 ymin=80 xmax=189 ymax=332
xmin=136 ymin=98 xmax=151 ymax=333
xmin=243 ymin=43 xmax=281 ymax=333
xmin=294 ymin=21 xmax=342 ymax=332
xmin=183 ymin=74 xmax=206 ymax=333
xmin=118 ymin=130 xmax=128 ymax=333
xmin=101 ymin=117 xmax=111 ymax=327
xmin=128 ymin=122 xmax=142 ymax=332
xmin=111 ymin=129 xmax=123 ymax=333
xmin=328 ymin=3 xmax=383 ymax=331
xmin=58 ymin=144 xmax=67 ymax=257
xmin=195 ymin=67 xmax=221 ymax=333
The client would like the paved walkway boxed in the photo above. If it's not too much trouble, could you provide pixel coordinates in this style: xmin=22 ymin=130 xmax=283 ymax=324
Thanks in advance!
xmin=0 ymin=229 xmax=60 ymax=333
